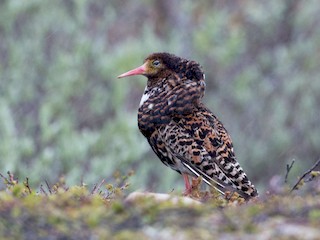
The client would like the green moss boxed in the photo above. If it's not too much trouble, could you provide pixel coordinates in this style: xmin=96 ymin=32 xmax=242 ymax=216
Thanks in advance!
xmin=11 ymin=184 xmax=24 ymax=197
xmin=111 ymin=201 xmax=125 ymax=214
xmin=0 ymin=173 xmax=320 ymax=239
xmin=113 ymin=230 xmax=148 ymax=240
xmin=309 ymin=209 xmax=320 ymax=222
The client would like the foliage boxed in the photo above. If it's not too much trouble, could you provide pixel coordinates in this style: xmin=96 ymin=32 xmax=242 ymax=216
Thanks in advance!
xmin=0 ymin=173 xmax=319 ymax=239
xmin=0 ymin=0 xmax=319 ymax=192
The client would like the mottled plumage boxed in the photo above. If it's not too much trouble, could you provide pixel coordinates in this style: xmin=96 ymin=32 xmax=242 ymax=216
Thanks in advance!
xmin=118 ymin=52 xmax=258 ymax=200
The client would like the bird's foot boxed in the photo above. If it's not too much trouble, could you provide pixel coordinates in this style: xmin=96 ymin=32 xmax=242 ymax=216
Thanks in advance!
xmin=182 ymin=187 xmax=193 ymax=196
xmin=182 ymin=175 xmax=203 ymax=197
xmin=182 ymin=174 xmax=192 ymax=196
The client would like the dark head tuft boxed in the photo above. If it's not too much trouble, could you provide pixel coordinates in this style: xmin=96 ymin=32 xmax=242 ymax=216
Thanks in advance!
xmin=145 ymin=52 xmax=204 ymax=81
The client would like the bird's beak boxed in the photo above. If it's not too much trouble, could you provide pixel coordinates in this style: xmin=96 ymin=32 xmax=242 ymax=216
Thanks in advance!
xmin=117 ymin=63 xmax=147 ymax=78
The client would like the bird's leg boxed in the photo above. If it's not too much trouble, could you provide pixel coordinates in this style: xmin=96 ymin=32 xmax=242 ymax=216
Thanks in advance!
xmin=183 ymin=174 xmax=192 ymax=195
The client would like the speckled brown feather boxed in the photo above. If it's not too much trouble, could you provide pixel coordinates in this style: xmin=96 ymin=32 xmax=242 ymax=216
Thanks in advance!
xmin=131 ymin=52 xmax=258 ymax=199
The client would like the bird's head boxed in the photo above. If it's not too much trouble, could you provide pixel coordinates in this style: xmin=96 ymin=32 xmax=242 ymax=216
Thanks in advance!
xmin=118 ymin=52 xmax=204 ymax=82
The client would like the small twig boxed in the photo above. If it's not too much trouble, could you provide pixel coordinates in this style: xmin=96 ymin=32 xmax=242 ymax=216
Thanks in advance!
xmin=0 ymin=172 xmax=8 ymax=183
xmin=45 ymin=180 xmax=52 ymax=194
xmin=285 ymin=160 xmax=295 ymax=183
xmin=304 ymin=171 xmax=320 ymax=182
xmin=291 ymin=158 xmax=320 ymax=192
xmin=7 ymin=171 xmax=18 ymax=185
xmin=91 ymin=183 xmax=98 ymax=194
xmin=120 ymin=182 xmax=130 ymax=191
xmin=40 ymin=184 xmax=48 ymax=196
xmin=168 ymin=188 xmax=175 ymax=194
xmin=23 ymin=177 xmax=32 ymax=194
xmin=91 ymin=179 xmax=105 ymax=195
xmin=1 ymin=171 xmax=18 ymax=186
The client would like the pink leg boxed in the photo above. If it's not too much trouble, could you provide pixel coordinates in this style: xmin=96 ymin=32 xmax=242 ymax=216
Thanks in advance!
xmin=183 ymin=174 xmax=192 ymax=195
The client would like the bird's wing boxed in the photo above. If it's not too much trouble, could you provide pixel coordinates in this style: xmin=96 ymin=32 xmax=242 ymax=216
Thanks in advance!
xmin=151 ymin=108 xmax=257 ymax=199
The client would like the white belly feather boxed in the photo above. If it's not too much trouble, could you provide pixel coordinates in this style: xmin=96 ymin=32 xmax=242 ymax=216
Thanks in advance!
xmin=139 ymin=87 xmax=150 ymax=107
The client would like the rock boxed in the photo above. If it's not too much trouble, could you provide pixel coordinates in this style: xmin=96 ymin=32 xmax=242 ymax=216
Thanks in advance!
xmin=125 ymin=192 xmax=201 ymax=205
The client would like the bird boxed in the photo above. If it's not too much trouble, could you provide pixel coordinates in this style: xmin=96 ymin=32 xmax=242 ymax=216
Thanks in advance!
xmin=118 ymin=52 xmax=258 ymax=200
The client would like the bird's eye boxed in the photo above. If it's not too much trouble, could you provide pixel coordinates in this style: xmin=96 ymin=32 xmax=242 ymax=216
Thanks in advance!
xmin=152 ymin=60 xmax=161 ymax=67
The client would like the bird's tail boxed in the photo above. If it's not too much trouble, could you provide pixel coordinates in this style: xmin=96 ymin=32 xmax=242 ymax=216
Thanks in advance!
xmin=180 ymin=159 xmax=252 ymax=200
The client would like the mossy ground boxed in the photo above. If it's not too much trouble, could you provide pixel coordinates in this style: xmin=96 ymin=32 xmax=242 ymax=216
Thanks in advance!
xmin=0 ymin=172 xmax=319 ymax=240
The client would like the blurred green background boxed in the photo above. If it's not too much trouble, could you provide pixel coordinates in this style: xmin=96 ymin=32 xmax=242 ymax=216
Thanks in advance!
xmin=0 ymin=0 xmax=319 ymax=193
